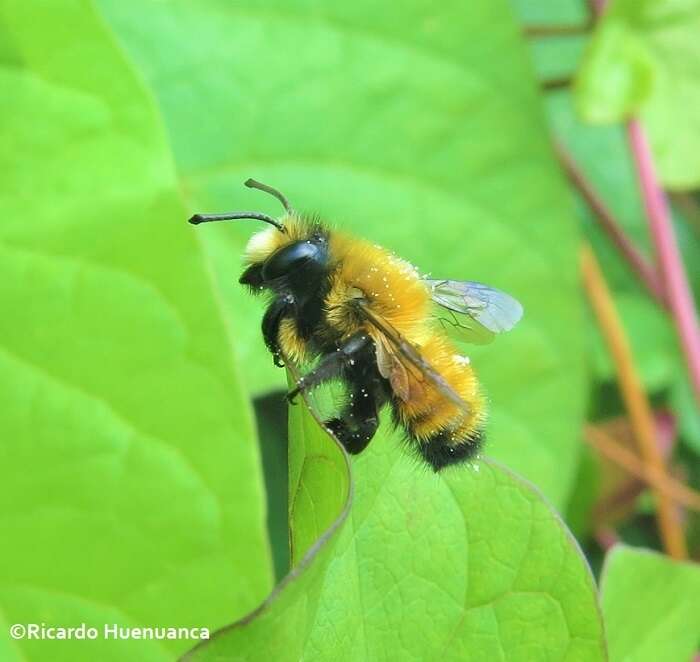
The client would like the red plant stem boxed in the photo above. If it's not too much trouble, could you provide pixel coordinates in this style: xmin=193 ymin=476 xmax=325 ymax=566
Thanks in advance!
xmin=523 ymin=23 xmax=591 ymax=37
xmin=595 ymin=527 xmax=619 ymax=551
xmin=587 ymin=0 xmax=700 ymax=404
xmin=588 ymin=0 xmax=606 ymax=17
xmin=555 ymin=142 xmax=667 ymax=307
xmin=541 ymin=77 xmax=573 ymax=91
xmin=627 ymin=121 xmax=700 ymax=405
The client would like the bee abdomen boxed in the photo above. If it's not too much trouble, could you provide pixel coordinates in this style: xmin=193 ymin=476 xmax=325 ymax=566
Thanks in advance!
xmin=417 ymin=428 xmax=484 ymax=472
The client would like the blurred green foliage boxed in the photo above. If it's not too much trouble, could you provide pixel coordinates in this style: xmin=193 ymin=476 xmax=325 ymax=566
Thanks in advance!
xmin=575 ymin=0 xmax=700 ymax=189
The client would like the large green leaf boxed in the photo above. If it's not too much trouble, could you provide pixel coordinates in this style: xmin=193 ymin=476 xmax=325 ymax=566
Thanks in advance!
xmin=187 ymin=399 xmax=606 ymax=661
xmin=575 ymin=0 xmax=700 ymax=190
xmin=99 ymin=0 xmax=585 ymax=507
xmin=0 ymin=1 xmax=272 ymax=660
xmin=600 ymin=545 xmax=700 ymax=662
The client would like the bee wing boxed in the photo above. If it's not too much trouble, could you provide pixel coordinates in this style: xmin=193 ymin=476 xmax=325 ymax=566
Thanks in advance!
xmin=374 ymin=332 xmax=410 ymax=402
xmin=424 ymin=279 xmax=523 ymax=345
xmin=356 ymin=300 xmax=468 ymax=414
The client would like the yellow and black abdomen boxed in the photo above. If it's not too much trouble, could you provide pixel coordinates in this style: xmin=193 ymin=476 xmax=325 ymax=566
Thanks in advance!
xmin=390 ymin=331 xmax=486 ymax=470
xmin=322 ymin=231 xmax=486 ymax=470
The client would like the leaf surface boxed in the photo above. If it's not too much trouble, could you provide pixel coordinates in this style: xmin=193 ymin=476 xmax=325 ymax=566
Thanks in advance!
xmin=0 ymin=2 xmax=272 ymax=659
xmin=188 ymin=403 xmax=606 ymax=661
xmin=600 ymin=545 xmax=700 ymax=662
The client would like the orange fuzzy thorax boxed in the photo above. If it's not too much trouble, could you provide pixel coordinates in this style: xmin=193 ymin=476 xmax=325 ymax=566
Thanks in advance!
xmin=325 ymin=231 xmax=431 ymax=340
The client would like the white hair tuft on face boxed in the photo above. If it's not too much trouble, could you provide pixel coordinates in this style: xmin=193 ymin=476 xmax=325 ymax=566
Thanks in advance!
xmin=245 ymin=228 xmax=279 ymax=263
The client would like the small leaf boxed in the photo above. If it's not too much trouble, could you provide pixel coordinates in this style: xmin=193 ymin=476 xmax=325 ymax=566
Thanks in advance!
xmin=601 ymin=545 xmax=700 ymax=662
xmin=575 ymin=0 xmax=700 ymax=190
xmin=286 ymin=375 xmax=351 ymax=562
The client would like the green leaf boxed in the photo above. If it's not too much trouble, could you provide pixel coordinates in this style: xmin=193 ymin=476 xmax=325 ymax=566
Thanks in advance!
xmin=510 ymin=0 xmax=587 ymax=24
xmin=529 ymin=35 xmax=588 ymax=83
xmin=99 ymin=0 xmax=586 ymax=507
xmin=601 ymin=545 xmax=700 ymax=662
xmin=0 ymin=1 xmax=272 ymax=660
xmin=187 ymin=400 xmax=606 ymax=661
xmin=575 ymin=0 xmax=700 ymax=190
xmin=286 ymin=376 xmax=350 ymax=562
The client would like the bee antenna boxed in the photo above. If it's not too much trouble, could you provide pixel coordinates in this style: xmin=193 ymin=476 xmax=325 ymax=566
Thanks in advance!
xmin=188 ymin=211 xmax=286 ymax=233
xmin=244 ymin=178 xmax=294 ymax=214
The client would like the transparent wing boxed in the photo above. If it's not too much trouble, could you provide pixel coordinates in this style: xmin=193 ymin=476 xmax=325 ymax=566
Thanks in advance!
xmin=425 ymin=278 xmax=523 ymax=344
xmin=355 ymin=300 xmax=469 ymax=415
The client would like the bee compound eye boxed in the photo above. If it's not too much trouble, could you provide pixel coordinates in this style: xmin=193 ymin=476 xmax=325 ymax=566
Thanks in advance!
xmin=261 ymin=241 xmax=324 ymax=280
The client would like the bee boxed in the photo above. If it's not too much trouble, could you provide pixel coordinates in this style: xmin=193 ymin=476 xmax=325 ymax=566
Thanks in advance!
xmin=189 ymin=180 xmax=523 ymax=471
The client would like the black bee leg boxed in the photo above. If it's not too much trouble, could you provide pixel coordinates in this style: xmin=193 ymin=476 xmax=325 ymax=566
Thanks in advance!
xmin=262 ymin=296 xmax=293 ymax=367
xmin=326 ymin=383 xmax=381 ymax=455
xmin=286 ymin=333 xmax=373 ymax=402
xmin=286 ymin=352 xmax=345 ymax=403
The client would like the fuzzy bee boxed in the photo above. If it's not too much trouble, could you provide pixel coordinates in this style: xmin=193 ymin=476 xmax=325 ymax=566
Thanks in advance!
xmin=189 ymin=180 xmax=522 ymax=471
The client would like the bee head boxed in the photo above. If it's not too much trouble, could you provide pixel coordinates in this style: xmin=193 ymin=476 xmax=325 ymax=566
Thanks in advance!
xmin=188 ymin=180 xmax=328 ymax=292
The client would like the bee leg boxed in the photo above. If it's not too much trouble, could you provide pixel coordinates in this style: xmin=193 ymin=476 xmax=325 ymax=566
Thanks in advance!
xmin=262 ymin=296 xmax=294 ymax=367
xmin=325 ymin=381 xmax=381 ymax=455
xmin=286 ymin=352 xmax=345 ymax=403
xmin=286 ymin=333 xmax=373 ymax=402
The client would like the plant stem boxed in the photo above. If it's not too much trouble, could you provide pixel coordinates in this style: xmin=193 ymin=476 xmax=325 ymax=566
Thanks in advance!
xmin=627 ymin=121 xmax=700 ymax=405
xmin=588 ymin=0 xmax=607 ymax=18
xmin=541 ymin=77 xmax=573 ymax=91
xmin=581 ymin=243 xmax=687 ymax=559
xmin=584 ymin=424 xmax=700 ymax=511
xmin=523 ymin=23 xmax=590 ymax=37
xmin=669 ymin=192 xmax=700 ymax=236
xmin=595 ymin=528 xmax=619 ymax=551
xmin=555 ymin=141 xmax=667 ymax=307
xmin=587 ymin=0 xmax=700 ymax=408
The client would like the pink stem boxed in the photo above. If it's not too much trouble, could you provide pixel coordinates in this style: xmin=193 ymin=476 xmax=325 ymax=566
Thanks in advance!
xmin=589 ymin=0 xmax=607 ymax=17
xmin=595 ymin=527 xmax=619 ymax=551
xmin=654 ymin=409 xmax=677 ymax=455
xmin=627 ymin=121 xmax=700 ymax=405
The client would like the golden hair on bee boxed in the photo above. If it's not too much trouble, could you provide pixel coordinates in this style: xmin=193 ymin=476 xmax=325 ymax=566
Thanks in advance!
xmin=189 ymin=180 xmax=523 ymax=471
